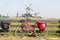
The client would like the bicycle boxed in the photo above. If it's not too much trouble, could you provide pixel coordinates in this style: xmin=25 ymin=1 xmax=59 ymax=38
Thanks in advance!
xmin=15 ymin=19 xmax=48 ymax=38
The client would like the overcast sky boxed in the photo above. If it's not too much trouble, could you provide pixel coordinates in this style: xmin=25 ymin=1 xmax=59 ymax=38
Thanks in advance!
xmin=0 ymin=0 xmax=60 ymax=18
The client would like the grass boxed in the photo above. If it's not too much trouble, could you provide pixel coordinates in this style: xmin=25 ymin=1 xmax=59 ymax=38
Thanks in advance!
xmin=0 ymin=31 xmax=60 ymax=39
xmin=0 ymin=27 xmax=60 ymax=36
xmin=11 ymin=22 xmax=60 ymax=26
xmin=0 ymin=27 xmax=59 ymax=31
xmin=0 ymin=27 xmax=60 ymax=40
xmin=8 ymin=27 xmax=59 ymax=31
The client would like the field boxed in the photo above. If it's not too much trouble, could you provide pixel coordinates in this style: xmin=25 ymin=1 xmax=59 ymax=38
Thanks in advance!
xmin=0 ymin=36 xmax=60 ymax=40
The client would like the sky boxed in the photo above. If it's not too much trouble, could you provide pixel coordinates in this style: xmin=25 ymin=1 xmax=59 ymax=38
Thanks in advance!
xmin=0 ymin=0 xmax=60 ymax=18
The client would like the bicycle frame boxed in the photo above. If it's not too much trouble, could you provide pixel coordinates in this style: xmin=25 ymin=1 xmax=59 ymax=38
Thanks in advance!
xmin=20 ymin=20 xmax=36 ymax=34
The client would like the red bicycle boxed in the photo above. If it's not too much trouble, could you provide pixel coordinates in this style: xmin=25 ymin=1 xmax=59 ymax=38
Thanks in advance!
xmin=15 ymin=19 xmax=48 ymax=38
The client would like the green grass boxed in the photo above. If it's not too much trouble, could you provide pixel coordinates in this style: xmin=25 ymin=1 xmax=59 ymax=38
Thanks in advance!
xmin=0 ymin=27 xmax=59 ymax=31
xmin=0 ymin=31 xmax=60 ymax=37
xmin=47 ymin=33 xmax=60 ymax=37
xmin=0 ymin=27 xmax=60 ymax=37
xmin=9 ymin=27 xmax=60 ymax=31
xmin=11 ymin=22 xmax=60 ymax=26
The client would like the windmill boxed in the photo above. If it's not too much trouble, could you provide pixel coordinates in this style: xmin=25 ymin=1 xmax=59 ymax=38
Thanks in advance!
xmin=21 ymin=3 xmax=34 ymax=18
xmin=25 ymin=3 xmax=40 ymax=17
xmin=22 ymin=3 xmax=41 ymax=18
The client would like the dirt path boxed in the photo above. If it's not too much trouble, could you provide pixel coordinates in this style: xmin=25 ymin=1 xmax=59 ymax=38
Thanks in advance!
xmin=0 ymin=36 xmax=60 ymax=40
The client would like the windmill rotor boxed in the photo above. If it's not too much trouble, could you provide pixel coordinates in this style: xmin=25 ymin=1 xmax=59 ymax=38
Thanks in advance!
xmin=24 ymin=3 xmax=33 ymax=11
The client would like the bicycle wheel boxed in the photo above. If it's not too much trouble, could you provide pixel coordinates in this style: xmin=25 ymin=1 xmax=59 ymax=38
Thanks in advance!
xmin=15 ymin=26 xmax=24 ymax=38
xmin=15 ymin=25 xmax=28 ymax=38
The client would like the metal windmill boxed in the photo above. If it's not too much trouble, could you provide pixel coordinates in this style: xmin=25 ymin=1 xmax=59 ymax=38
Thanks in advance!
xmin=23 ymin=3 xmax=40 ymax=18
xmin=25 ymin=4 xmax=40 ymax=17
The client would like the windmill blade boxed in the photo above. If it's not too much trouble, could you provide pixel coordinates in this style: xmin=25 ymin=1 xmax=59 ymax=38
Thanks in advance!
xmin=24 ymin=4 xmax=27 ymax=7
xmin=24 ymin=3 xmax=32 ymax=7
xmin=35 ymin=13 xmax=38 ymax=15
xmin=34 ymin=12 xmax=40 ymax=16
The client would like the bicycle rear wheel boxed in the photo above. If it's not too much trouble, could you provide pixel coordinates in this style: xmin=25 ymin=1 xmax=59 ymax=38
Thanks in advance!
xmin=35 ymin=27 xmax=48 ymax=38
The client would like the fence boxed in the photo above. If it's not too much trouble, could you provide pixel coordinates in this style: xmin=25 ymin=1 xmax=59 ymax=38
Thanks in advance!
xmin=0 ymin=19 xmax=60 ymax=33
